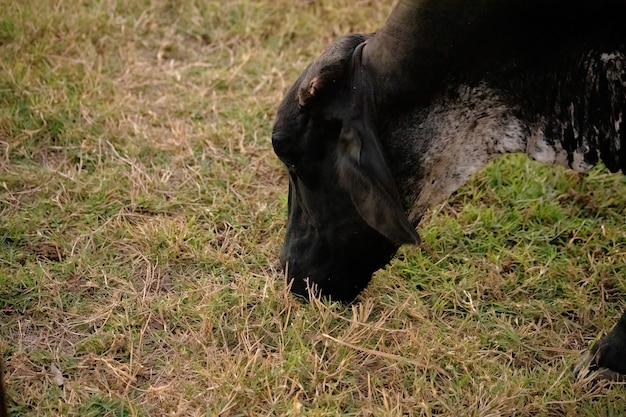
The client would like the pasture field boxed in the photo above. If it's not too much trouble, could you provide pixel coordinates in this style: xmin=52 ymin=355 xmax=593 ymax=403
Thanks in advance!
xmin=1 ymin=0 xmax=625 ymax=415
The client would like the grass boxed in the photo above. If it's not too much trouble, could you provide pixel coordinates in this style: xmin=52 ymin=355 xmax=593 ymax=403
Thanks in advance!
xmin=0 ymin=0 xmax=625 ymax=415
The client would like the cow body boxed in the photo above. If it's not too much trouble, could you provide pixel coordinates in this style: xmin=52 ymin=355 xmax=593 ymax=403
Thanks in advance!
xmin=272 ymin=0 xmax=626 ymax=380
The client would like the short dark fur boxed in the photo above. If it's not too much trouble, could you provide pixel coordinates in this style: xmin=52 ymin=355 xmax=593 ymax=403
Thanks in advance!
xmin=590 ymin=314 xmax=626 ymax=375
xmin=273 ymin=36 xmax=419 ymax=301
xmin=272 ymin=0 xmax=626 ymax=377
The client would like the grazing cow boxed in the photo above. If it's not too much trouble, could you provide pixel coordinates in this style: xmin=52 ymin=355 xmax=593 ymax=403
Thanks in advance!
xmin=271 ymin=0 xmax=626 ymax=379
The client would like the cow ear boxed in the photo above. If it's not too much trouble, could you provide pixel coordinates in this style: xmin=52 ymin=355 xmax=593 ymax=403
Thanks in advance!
xmin=298 ymin=76 xmax=324 ymax=107
xmin=337 ymin=123 xmax=420 ymax=246
xmin=297 ymin=35 xmax=369 ymax=107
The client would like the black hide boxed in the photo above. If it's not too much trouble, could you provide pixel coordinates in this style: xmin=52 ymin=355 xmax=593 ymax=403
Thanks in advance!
xmin=272 ymin=0 xmax=626 ymax=303
xmin=272 ymin=0 xmax=626 ymax=379
xmin=590 ymin=311 xmax=626 ymax=375
xmin=272 ymin=36 xmax=418 ymax=302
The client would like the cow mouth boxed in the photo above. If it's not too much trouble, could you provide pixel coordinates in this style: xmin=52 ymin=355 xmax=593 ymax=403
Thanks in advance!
xmin=284 ymin=266 xmax=373 ymax=303
xmin=280 ymin=234 xmax=400 ymax=303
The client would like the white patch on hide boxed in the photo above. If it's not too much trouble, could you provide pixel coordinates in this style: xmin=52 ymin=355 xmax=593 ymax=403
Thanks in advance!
xmin=571 ymin=150 xmax=594 ymax=172
xmin=601 ymin=52 xmax=621 ymax=64
xmin=408 ymin=84 xmax=528 ymax=221
xmin=525 ymin=122 xmax=567 ymax=166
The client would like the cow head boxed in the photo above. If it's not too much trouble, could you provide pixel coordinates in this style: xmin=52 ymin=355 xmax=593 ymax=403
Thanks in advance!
xmin=271 ymin=34 xmax=420 ymax=302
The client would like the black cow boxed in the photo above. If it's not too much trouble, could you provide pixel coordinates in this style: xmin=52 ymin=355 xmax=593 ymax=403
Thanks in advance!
xmin=272 ymin=0 xmax=626 ymax=380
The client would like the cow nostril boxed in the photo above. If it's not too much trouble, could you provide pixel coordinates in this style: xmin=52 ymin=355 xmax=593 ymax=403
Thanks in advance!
xmin=279 ymin=250 xmax=288 ymax=267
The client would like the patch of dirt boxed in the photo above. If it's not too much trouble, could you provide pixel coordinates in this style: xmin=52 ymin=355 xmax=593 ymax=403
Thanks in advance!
xmin=558 ymin=188 xmax=599 ymax=213
xmin=30 ymin=242 xmax=64 ymax=262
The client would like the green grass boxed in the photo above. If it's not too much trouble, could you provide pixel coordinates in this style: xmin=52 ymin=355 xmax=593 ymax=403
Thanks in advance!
xmin=1 ymin=0 xmax=625 ymax=415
